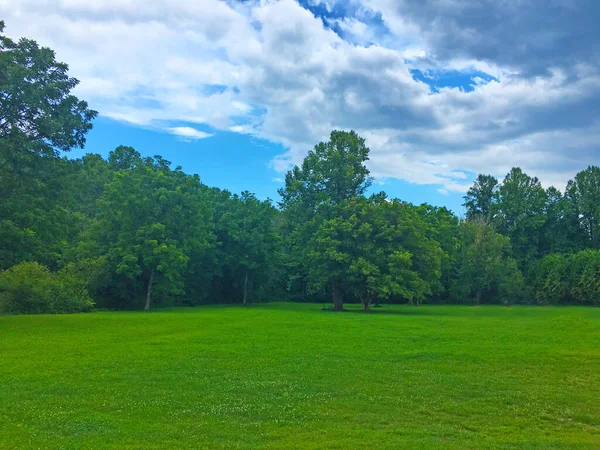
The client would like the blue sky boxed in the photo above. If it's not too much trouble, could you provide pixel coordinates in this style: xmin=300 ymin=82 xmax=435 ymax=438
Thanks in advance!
xmin=3 ymin=0 xmax=599 ymax=216
xmin=74 ymin=117 xmax=468 ymax=213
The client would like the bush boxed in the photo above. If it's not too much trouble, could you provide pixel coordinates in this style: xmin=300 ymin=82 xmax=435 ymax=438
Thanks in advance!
xmin=0 ymin=262 xmax=95 ymax=314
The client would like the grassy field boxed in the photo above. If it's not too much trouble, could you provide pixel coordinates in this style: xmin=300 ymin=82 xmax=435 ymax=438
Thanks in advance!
xmin=1 ymin=303 xmax=599 ymax=449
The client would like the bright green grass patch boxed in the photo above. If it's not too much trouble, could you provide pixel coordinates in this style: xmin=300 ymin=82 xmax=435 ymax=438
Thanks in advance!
xmin=1 ymin=303 xmax=599 ymax=449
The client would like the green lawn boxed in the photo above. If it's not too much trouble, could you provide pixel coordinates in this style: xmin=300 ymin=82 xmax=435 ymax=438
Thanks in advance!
xmin=1 ymin=303 xmax=598 ymax=449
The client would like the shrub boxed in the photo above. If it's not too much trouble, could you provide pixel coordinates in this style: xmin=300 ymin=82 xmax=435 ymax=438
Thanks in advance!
xmin=0 ymin=262 xmax=95 ymax=314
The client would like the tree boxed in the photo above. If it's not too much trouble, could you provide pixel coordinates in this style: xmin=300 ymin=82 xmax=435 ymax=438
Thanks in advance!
xmin=565 ymin=166 xmax=600 ymax=249
xmin=94 ymin=153 xmax=215 ymax=311
xmin=451 ymin=220 xmax=524 ymax=304
xmin=532 ymin=250 xmax=600 ymax=305
xmin=279 ymin=130 xmax=372 ymax=311
xmin=463 ymin=174 xmax=499 ymax=222
xmin=494 ymin=168 xmax=547 ymax=266
xmin=0 ymin=21 xmax=97 ymax=155
xmin=540 ymin=186 xmax=582 ymax=255
xmin=0 ymin=22 xmax=97 ymax=270
xmin=216 ymin=191 xmax=278 ymax=305
xmin=416 ymin=204 xmax=459 ymax=300
xmin=305 ymin=197 xmax=443 ymax=311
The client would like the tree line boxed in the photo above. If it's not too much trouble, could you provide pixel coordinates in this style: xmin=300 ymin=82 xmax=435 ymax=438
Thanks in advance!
xmin=1 ymin=22 xmax=599 ymax=313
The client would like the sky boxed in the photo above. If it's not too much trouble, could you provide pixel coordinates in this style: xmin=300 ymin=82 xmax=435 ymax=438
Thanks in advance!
xmin=2 ymin=0 xmax=599 ymax=215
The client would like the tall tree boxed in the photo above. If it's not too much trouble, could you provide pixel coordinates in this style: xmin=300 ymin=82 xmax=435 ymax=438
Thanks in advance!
xmin=0 ymin=21 xmax=97 ymax=155
xmin=216 ymin=191 xmax=278 ymax=305
xmin=0 ymin=21 xmax=97 ymax=270
xmin=494 ymin=168 xmax=547 ymax=266
xmin=463 ymin=174 xmax=499 ymax=222
xmin=279 ymin=130 xmax=372 ymax=311
xmin=451 ymin=220 xmax=523 ymax=304
xmin=565 ymin=166 xmax=600 ymax=249
xmin=540 ymin=186 xmax=582 ymax=255
xmin=94 ymin=153 xmax=215 ymax=311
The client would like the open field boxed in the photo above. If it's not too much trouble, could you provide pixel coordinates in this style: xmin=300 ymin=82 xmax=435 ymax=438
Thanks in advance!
xmin=1 ymin=303 xmax=599 ymax=449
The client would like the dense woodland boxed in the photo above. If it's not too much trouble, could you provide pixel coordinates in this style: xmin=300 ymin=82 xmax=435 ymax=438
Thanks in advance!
xmin=1 ymin=22 xmax=599 ymax=314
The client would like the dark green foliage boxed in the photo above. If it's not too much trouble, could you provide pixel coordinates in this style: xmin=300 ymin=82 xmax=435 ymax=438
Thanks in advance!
xmin=92 ymin=153 xmax=216 ymax=311
xmin=3 ymin=24 xmax=600 ymax=312
xmin=212 ymin=191 xmax=280 ymax=305
xmin=494 ymin=168 xmax=547 ymax=265
xmin=565 ymin=166 xmax=600 ymax=248
xmin=0 ymin=261 xmax=94 ymax=314
xmin=463 ymin=174 xmax=498 ymax=222
xmin=533 ymin=250 xmax=600 ymax=305
xmin=0 ymin=22 xmax=97 ymax=270
xmin=0 ymin=21 xmax=97 ymax=155
xmin=451 ymin=221 xmax=524 ymax=304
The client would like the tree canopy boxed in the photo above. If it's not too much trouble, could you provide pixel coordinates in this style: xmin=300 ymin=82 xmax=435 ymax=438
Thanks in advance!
xmin=2 ymin=23 xmax=600 ymax=314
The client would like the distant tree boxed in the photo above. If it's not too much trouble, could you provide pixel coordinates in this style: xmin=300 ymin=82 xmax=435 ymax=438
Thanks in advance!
xmin=378 ymin=199 xmax=443 ymax=307
xmin=540 ymin=186 xmax=582 ymax=255
xmin=463 ymin=174 xmax=499 ymax=222
xmin=494 ymin=168 xmax=547 ymax=265
xmin=416 ymin=204 xmax=459 ymax=300
xmin=451 ymin=220 xmax=524 ymax=304
xmin=565 ymin=166 xmax=600 ymax=249
xmin=218 ymin=191 xmax=278 ymax=305
xmin=108 ymin=145 xmax=143 ymax=171
xmin=532 ymin=250 xmax=600 ymax=305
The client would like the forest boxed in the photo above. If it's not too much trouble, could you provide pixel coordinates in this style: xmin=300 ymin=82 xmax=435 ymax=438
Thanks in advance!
xmin=1 ymin=21 xmax=600 ymax=315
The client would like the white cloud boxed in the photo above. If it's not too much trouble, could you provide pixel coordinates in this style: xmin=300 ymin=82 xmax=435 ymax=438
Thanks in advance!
xmin=167 ymin=127 xmax=213 ymax=141
xmin=1 ymin=0 xmax=598 ymax=193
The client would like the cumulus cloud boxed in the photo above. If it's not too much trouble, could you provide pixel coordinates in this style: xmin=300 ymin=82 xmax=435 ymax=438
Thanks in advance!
xmin=2 ymin=0 xmax=598 ymax=192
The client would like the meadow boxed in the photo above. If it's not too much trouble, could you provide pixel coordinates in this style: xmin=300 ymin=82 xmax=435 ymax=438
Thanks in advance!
xmin=1 ymin=303 xmax=599 ymax=449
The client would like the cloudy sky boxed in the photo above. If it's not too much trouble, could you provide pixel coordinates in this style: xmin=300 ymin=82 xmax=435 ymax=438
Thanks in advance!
xmin=2 ymin=0 xmax=599 ymax=212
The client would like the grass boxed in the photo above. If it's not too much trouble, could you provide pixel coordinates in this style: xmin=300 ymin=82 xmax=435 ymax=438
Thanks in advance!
xmin=0 ymin=303 xmax=599 ymax=449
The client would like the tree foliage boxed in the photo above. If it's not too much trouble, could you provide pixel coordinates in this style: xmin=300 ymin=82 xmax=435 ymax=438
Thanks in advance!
xmin=2 ymin=23 xmax=600 ymax=314
xmin=0 ymin=261 xmax=95 ymax=314
xmin=451 ymin=221 xmax=524 ymax=304
xmin=0 ymin=21 xmax=97 ymax=154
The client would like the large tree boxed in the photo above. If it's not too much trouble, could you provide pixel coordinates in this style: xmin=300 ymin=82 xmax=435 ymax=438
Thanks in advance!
xmin=0 ymin=21 xmax=97 ymax=154
xmin=494 ymin=168 xmax=547 ymax=266
xmin=463 ymin=174 xmax=499 ymax=222
xmin=0 ymin=21 xmax=97 ymax=270
xmin=451 ymin=220 xmax=523 ymax=304
xmin=279 ymin=130 xmax=372 ymax=311
xmin=305 ymin=196 xmax=443 ymax=311
xmin=94 ymin=152 xmax=215 ymax=311
xmin=215 ymin=191 xmax=279 ymax=305
xmin=565 ymin=166 xmax=600 ymax=249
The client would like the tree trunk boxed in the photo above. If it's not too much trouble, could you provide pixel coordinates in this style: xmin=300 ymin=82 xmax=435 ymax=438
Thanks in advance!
xmin=332 ymin=279 xmax=343 ymax=311
xmin=363 ymin=299 xmax=371 ymax=312
xmin=144 ymin=268 xmax=155 ymax=312
xmin=476 ymin=289 xmax=482 ymax=305
xmin=243 ymin=268 xmax=249 ymax=306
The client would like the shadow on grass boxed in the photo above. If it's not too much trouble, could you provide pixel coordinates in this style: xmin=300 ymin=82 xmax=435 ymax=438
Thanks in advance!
xmin=320 ymin=306 xmax=446 ymax=316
